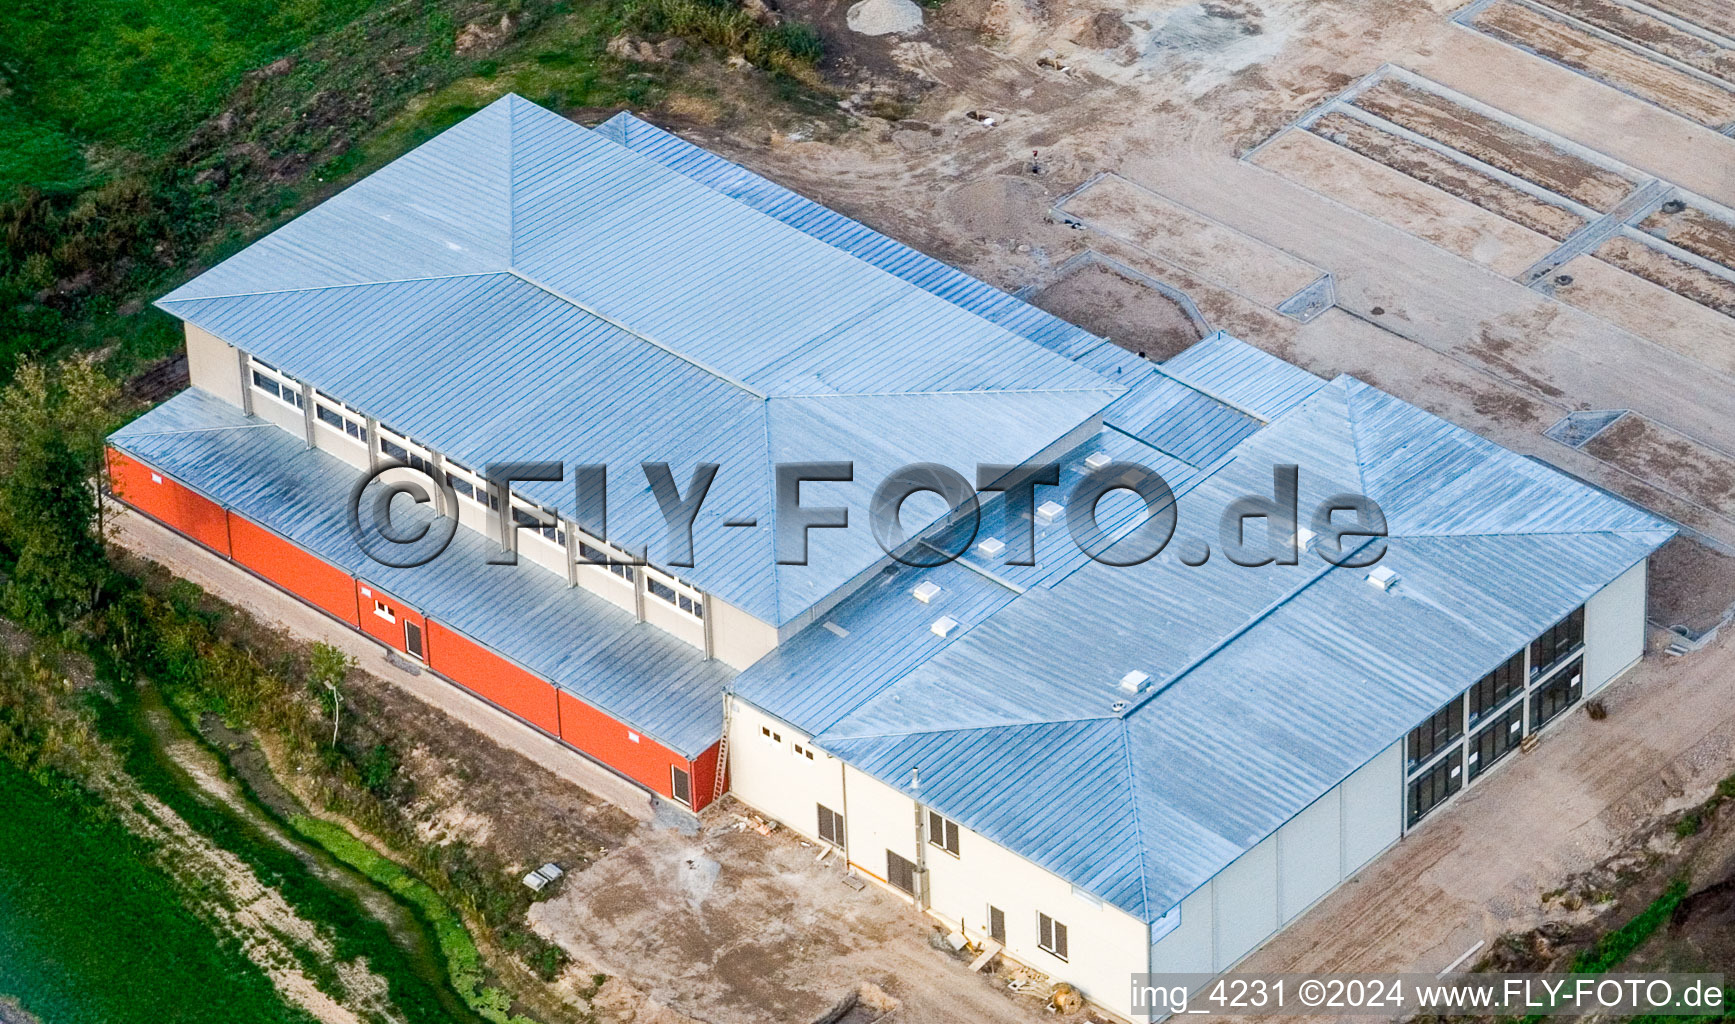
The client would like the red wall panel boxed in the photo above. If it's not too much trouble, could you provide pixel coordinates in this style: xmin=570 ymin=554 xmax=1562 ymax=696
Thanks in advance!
xmin=110 ymin=446 xmax=717 ymax=809
xmin=425 ymin=621 xmax=561 ymax=735
xmin=558 ymin=690 xmax=690 ymax=803
xmin=688 ymin=741 xmax=722 ymax=812
xmin=228 ymin=514 xmax=360 ymax=626
xmin=355 ymin=581 xmax=424 ymax=656
xmin=107 ymin=448 xmax=231 ymax=556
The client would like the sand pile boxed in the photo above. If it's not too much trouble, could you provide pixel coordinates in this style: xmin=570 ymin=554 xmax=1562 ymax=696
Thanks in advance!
xmin=846 ymin=0 xmax=923 ymax=36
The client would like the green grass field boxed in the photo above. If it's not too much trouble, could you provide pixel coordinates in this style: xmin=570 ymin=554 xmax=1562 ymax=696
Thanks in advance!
xmin=0 ymin=0 xmax=379 ymax=193
xmin=0 ymin=763 xmax=311 ymax=1024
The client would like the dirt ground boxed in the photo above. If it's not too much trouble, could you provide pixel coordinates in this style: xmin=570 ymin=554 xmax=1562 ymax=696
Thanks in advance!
xmin=1648 ymin=534 xmax=1735 ymax=636
xmin=528 ymin=803 xmax=1069 ymax=1024
xmin=1031 ymin=259 xmax=1204 ymax=359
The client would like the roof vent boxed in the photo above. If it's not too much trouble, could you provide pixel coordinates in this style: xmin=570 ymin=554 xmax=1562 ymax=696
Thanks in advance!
xmin=931 ymin=615 xmax=960 ymax=638
xmin=1295 ymin=527 xmax=1316 ymax=550
xmin=1111 ymin=699 xmax=1130 ymax=713
xmin=1366 ymin=566 xmax=1399 ymax=591
xmin=977 ymin=537 xmax=1007 ymax=559
xmin=1035 ymin=499 xmax=1065 ymax=526
xmin=911 ymin=581 xmax=942 ymax=604
xmin=822 ymin=621 xmax=849 ymax=638
xmin=1085 ymin=452 xmax=1112 ymax=471
xmin=1118 ymin=670 xmax=1151 ymax=694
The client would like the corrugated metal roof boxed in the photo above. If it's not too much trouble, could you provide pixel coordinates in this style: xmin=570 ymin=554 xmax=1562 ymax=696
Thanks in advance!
xmin=154 ymin=95 xmax=1125 ymax=627
xmin=111 ymin=388 xmax=732 ymax=757
xmin=595 ymin=112 xmax=1128 ymax=370
xmin=1102 ymin=370 xmax=1262 ymax=467
xmin=1158 ymin=331 xmax=1326 ymax=422
xmin=739 ymin=368 xmax=1674 ymax=922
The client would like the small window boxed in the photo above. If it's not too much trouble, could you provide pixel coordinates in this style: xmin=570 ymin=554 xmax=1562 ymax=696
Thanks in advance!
xmin=1407 ymin=748 xmax=1463 ymax=827
xmin=1469 ymin=649 xmax=1525 ymax=724
xmin=450 ymin=476 xmax=475 ymax=500
xmin=250 ymin=367 xmax=303 ymax=409
xmin=886 ymin=851 xmax=917 ymax=896
xmin=1407 ymin=697 xmax=1462 ymax=771
xmin=760 ymin=725 xmax=782 ymax=744
xmin=648 ymin=578 xmax=677 ymax=604
xmin=987 ymin=905 xmax=1006 ymax=945
xmin=380 ymin=438 xmax=409 ymax=462
xmin=1468 ymin=703 xmax=1524 ymax=781
xmin=927 ymin=811 xmax=960 ymax=857
xmin=373 ymin=600 xmax=395 ymax=623
xmin=792 ymin=743 xmax=814 ymax=760
xmin=1530 ymin=606 xmax=1586 ymax=679
xmin=670 ymin=766 xmax=692 ymax=807
xmin=1530 ymin=658 xmax=1583 ymax=732
xmin=315 ymin=403 xmax=365 ymax=443
xmin=1038 ymin=912 xmax=1068 ymax=961
xmin=817 ymin=804 xmax=845 ymax=847
xmin=513 ymin=506 xmax=566 ymax=547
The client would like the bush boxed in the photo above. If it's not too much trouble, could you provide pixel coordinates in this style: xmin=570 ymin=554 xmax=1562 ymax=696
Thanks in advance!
xmin=623 ymin=0 xmax=824 ymax=78
xmin=360 ymin=743 xmax=399 ymax=793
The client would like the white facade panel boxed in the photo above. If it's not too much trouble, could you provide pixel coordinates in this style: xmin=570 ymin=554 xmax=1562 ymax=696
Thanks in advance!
xmin=1585 ymin=558 xmax=1647 ymax=695
xmin=247 ymin=374 xmax=308 ymax=435
xmin=1277 ymin=792 xmax=1341 ymax=923
xmin=185 ymin=324 xmax=243 ymax=406
xmin=642 ymin=582 xmax=706 ymax=648
xmin=1212 ymin=833 xmax=1278 ymax=970
xmin=842 ymin=762 xmax=921 ymax=893
xmin=1341 ymin=741 xmax=1402 ymax=874
xmin=922 ymin=813 xmax=1149 ymax=1010
xmin=708 ymin=595 xmax=779 ymax=671
xmin=1148 ymin=888 xmax=1213 ymax=975
xmin=575 ymin=561 xmax=640 ymax=614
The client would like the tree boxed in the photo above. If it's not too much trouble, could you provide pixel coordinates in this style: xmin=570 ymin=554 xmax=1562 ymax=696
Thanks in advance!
xmin=0 ymin=360 xmax=121 ymax=631
xmin=308 ymin=642 xmax=355 ymax=746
